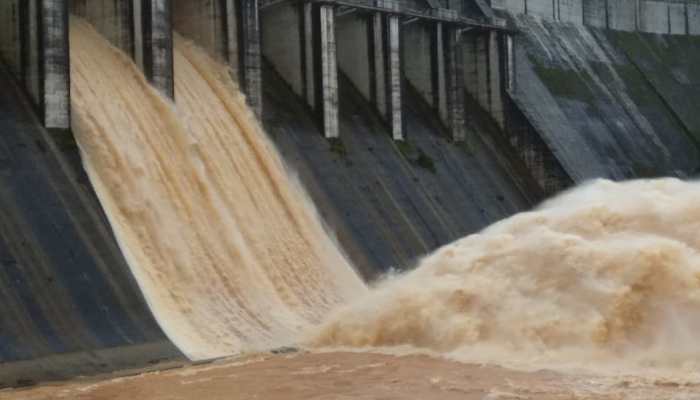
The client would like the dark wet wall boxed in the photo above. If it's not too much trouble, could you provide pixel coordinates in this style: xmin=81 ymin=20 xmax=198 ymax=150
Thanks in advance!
xmin=0 ymin=65 xmax=182 ymax=387
xmin=263 ymin=63 xmax=532 ymax=279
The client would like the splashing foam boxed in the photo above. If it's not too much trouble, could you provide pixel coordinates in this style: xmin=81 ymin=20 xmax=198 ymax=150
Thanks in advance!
xmin=311 ymin=178 xmax=700 ymax=374
xmin=70 ymin=18 xmax=365 ymax=360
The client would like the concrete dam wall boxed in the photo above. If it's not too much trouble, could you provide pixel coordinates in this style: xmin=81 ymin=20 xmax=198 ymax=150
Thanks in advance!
xmin=501 ymin=11 xmax=700 ymax=182
xmin=0 ymin=62 xmax=181 ymax=386
xmin=491 ymin=0 xmax=700 ymax=35
xmin=0 ymin=0 xmax=698 ymax=389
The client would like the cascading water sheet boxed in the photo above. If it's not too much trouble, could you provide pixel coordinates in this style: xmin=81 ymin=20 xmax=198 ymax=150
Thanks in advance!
xmin=70 ymin=18 xmax=365 ymax=361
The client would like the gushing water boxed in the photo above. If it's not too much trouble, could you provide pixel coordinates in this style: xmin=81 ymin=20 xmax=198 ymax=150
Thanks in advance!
xmin=70 ymin=19 xmax=365 ymax=360
xmin=68 ymin=16 xmax=700 ymax=378
xmin=312 ymin=178 xmax=700 ymax=374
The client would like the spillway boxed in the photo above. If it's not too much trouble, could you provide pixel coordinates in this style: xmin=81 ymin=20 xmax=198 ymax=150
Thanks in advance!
xmin=69 ymin=18 xmax=365 ymax=361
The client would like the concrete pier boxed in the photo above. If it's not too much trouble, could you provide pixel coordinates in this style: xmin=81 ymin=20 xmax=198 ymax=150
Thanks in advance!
xmin=488 ymin=31 xmax=504 ymax=128
xmin=386 ymin=15 xmax=402 ymax=141
xmin=317 ymin=5 xmax=339 ymax=138
xmin=0 ymin=0 xmax=70 ymax=129
xmin=303 ymin=2 xmax=315 ymax=108
xmin=370 ymin=13 xmax=386 ymax=117
xmin=444 ymin=26 xmax=465 ymax=141
xmin=403 ymin=21 xmax=434 ymax=109
xmin=504 ymin=34 xmax=514 ymax=91
xmin=435 ymin=23 xmax=446 ymax=121
xmin=238 ymin=0 xmax=262 ymax=116
xmin=141 ymin=0 xmax=174 ymax=98
xmin=42 ymin=0 xmax=71 ymax=129
xmin=172 ymin=0 xmax=262 ymax=116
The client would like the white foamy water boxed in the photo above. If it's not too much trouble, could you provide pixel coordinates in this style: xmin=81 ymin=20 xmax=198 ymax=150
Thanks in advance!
xmin=312 ymin=178 xmax=700 ymax=376
xmin=69 ymin=18 xmax=365 ymax=360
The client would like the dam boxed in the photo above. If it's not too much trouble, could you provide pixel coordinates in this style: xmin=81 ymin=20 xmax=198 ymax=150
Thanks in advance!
xmin=0 ymin=0 xmax=699 ymax=391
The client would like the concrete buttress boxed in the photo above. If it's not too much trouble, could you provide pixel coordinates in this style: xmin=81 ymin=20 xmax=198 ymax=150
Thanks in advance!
xmin=386 ymin=15 xmax=402 ymax=140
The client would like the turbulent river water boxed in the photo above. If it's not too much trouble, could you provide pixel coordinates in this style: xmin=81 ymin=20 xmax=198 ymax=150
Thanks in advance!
xmin=313 ymin=178 xmax=700 ymax=378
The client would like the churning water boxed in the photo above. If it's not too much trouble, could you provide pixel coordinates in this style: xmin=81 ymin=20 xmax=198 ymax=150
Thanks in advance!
xmin=312 ymin=178 xmax=700 ymax=376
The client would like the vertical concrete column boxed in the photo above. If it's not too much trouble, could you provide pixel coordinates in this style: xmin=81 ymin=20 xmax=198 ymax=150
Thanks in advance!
xmin=42 ymin=0 xmax=70 ymax=129
xmin=386 ymin=15 xmax=402 ymax=141
xmin=367 ymin=13 xmax=401 ymax=140
xmin=317 ymin=5 xmax=338 ymax=138
xmin=25 ymin=0 xmax=42 ymax=106
xmin=133 ymin=0 xmax=144 ymax=70
xmin=434 ymin=22 xmax=447 ymax=123
xmin=236 ymin=0 xmax=262 ymax=117
xmin=504 ymin=34 xmax=515 ymax=92
xmin=475 ymin=33 xmax=489 ymax=112
xmin=445 ymin=27 xmax=465 ymax=142
xmin=488 ymin=30 xmax=504 ymax=128
xmin=140 ymin=0 xmax=174 ymax=98
xmin=225 ymin=0 xmax=238 ymax=65
xmin=302 ymin=2 xmax=315 ymax=109
xmin=369 ymin=12 xmax=386 ymax=118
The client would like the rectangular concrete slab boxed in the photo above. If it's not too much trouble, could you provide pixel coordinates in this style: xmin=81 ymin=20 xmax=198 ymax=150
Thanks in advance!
xmin=640 ymin=0 xmax=670 ymax=34
xmin=557 ymin=0 xmax=584 ymax=24
xmin=668 ymin=2 xmax=687 ymax=35
xmin=690 ymin=4 xmax=700 ymax=35
xmin=583 ymin=0 xmax=607 ymax=27
xmin=608 ymin=0 xmax=637 ymax=31
xmin=336 ymin=14 xmax=371 ymax=101
xmin=527 ymin=0 xmax=555 ymax=20
xmin=261 ymin=3 xmax=303 ymax=97
xmin=402 ymin=22 xmax=434 ymax=108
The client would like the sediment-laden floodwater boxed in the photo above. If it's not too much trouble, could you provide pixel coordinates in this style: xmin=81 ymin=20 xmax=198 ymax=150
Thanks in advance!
xmin=63 ymin=16 xmax=700 ymax=400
